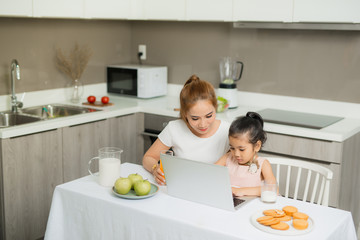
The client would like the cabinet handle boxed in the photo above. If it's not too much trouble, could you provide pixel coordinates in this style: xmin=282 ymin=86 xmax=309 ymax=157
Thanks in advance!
xmin=141 ymin=132 xmax=159 ymax=138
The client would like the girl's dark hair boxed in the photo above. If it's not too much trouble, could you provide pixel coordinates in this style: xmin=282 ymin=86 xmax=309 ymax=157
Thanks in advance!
xmin=229 ymin=112 xmax=267 ymax=147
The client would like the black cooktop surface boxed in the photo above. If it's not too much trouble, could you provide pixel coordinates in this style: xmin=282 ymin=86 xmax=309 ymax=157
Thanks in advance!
xmin=256 ymin=109 xmax=344 ymax=130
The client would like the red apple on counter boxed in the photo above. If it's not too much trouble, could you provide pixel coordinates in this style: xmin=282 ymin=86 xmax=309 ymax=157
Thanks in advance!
xmin=101 ymin=96 xmax=110 ymax=104
xmin=87 ymin=95 xmax=96 ymax=104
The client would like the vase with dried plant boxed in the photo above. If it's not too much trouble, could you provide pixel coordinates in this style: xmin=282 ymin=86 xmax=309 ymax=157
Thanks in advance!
xmin=56 ymin=43 xmax=93 ymax=103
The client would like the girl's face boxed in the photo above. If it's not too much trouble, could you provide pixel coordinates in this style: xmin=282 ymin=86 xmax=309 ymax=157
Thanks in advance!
xmin=229 ymin=134 xmax=261 ymax=165
xmin=186 ymin=99 xmax=216 ymax=137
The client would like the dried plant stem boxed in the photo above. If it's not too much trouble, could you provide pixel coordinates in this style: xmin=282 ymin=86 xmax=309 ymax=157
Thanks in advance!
xmin=56 ymin=43 xmax=93 ymax=81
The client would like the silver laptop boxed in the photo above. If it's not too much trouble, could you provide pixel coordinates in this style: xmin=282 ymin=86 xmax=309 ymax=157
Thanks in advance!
xmin=160 ymin=154 xmax=255 ymax=211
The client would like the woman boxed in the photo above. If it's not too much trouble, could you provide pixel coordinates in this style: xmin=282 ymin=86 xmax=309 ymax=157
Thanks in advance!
xmin=143 ymin=74 xmax=230 ymax=185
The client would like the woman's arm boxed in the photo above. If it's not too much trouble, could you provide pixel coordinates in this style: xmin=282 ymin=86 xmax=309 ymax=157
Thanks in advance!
xmin=215 ymin=153 xmax=228 ymax=166
xmin=142 ymin=138 xmax=170 ymax=185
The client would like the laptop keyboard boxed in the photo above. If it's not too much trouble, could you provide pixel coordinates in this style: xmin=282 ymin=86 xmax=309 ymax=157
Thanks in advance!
xmin=233 ymin=198 xmax=245 ymax=207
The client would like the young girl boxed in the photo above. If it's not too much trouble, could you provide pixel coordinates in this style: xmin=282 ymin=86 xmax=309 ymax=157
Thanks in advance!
xmin=216 ymin=112 xmax=276 ymax=197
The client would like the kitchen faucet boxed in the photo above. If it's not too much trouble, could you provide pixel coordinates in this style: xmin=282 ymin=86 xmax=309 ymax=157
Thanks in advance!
xmin=10 ymin=59 xmax=23 ymax=112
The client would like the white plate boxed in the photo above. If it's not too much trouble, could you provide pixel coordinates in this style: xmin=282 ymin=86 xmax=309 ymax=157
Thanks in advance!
xmin=112 ymin=183 xmax=159 ymax=200
xmin=250 ymin=210 xmax=314 ymax=236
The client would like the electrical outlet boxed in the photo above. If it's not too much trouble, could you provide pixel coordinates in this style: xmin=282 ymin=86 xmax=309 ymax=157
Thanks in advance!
xmin=138 ymin=44 xmax=146 ymax=60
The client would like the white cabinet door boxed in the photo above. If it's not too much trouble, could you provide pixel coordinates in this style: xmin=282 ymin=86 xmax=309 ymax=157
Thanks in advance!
xmin=293 ymin=0 xmax=360 ymax=23
xmin=142 ymin=0 xmax=186 ymax=20
xmin=84 ymin=0 xmax=131 ymax=19
xmin=0 ymin=0 xmax=32 ymax=17
xmin=33 ymin=0 xmax=84 ymax=18
xmin=186 ymin=0 xmax=232 ymax=21
xmin=233 ymin=0 xmax=293 ymax=22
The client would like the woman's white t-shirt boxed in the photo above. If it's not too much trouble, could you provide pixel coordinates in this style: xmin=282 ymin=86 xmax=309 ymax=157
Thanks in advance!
xmin=158 ymin=119 xmax=230 ymax=164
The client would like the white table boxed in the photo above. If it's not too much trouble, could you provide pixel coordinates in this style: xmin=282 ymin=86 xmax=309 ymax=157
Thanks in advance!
xmin=44 ymin=163 xmax=357 ymax=240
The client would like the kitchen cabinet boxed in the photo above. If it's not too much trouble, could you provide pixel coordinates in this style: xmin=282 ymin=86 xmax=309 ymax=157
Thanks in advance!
xmin=62 ymin=119 xmax=109 ymax=183
xmin=142 ymin=0 xmax=186 ymax=20
xmin=107 ymin=113 xmax=142 ymax=165
xmin=0 ymin=129 xmax=63 ymax=240
xmin=260 ymin=131 xmax=359 ymax=209
xmin=293 ymin=0 xmax=360 ymax=23
xmin=232 ymin=0 xmax=293 ymax=22
xmin=33 ymin=0 xmax=84 ymax=18
xmin=84 ymin=0 xmax=131 ymax=19
xmin=186 ymin=0 xmax=232 ymax=21
xmin=3 ymin=0 xmax=360 ymax=26
xmin=62 ymin=114 xmax=139 ymax=183
xmin=0 ymin=0 xmax=32 ymax=17
xmin=338 ymin=131 xmax=360 ymax=228
xmin=0 ymin=113 xmax=140 ymax=239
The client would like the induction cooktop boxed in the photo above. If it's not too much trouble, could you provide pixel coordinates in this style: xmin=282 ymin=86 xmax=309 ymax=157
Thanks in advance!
xmin=256 ymin=109 xmax=343 ymax=130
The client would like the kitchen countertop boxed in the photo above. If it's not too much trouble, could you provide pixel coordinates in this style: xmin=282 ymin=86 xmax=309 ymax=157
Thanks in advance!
xmin=1 ymin=83 xmax=360 ymax=142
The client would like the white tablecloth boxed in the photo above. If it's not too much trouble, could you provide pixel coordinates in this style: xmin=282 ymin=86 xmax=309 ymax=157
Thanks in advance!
xmin=44 ymin=163 xmax=357 ymax=240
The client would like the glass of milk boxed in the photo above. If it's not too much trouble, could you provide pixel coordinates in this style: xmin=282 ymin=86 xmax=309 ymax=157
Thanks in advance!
xmin=88 ymin=147 xmax=123 ymax=187
xmin=261 ymin=181 xmax=277 ymax=203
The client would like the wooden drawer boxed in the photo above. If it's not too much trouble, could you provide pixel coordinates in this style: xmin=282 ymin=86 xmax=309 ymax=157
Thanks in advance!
xmin=262 ymin=132 xmax=343 ymax=164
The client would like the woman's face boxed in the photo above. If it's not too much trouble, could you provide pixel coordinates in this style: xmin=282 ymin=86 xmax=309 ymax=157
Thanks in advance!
xmin=186 ymin=99 xmax=216 ymax=137
xmin=229 ymin=134 xmax=261 ymax=165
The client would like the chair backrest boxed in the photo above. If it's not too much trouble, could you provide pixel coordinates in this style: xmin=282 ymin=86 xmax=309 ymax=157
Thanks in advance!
xmin=266 ymin=157 xmax=333 ymax=206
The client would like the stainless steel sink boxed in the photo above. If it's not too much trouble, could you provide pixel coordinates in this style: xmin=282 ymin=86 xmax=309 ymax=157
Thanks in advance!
xmin=21 ymin=104 xmax=101 ymax=119
xmin=0 ymin=104 xmax=101 ymax=128
xmin=0 ymin=112 xmax=43 ymax=128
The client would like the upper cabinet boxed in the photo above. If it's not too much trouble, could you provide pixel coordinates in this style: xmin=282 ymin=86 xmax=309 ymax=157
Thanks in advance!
xmin=1 ymin=0 xmax=360 ymax=25
xmin=141 ymin=0 xmax=186 ymax=20
xmin=84 ymin=0 xmax=131 ymax=19
xmin=33 ymin=0 xmax=84 ymax=18
xmin=186 ymin=0 xmax=233 ymax=21
xmin=0 ymin=0 xmax=32 ymax=17
xmin=233 ymin=0 xmax=293 ymax=22
xmin=293 ymin=0 xmax=360 ymax=23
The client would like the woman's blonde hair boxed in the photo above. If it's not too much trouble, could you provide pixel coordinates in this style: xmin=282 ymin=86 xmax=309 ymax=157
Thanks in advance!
xmin=179 ymin=74 xmax=217 ymax=124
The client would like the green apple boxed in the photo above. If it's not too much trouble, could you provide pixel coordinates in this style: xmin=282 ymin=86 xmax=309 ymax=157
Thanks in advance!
xmin=128 ymin=173 xmax=143 ymax=189
xmin=134 ymin=179 xmax=151 ymax=196
xmin=114 ymin=177 xmax=132 ymax=195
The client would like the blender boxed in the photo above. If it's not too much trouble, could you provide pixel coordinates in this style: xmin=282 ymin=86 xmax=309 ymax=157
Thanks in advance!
xmin=218 ymin=57 xmax=244 ymax=109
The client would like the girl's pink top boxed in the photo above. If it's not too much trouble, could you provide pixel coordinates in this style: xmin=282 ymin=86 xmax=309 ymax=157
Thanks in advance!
xmin=225 ymin=155 xmax=266 ymax=188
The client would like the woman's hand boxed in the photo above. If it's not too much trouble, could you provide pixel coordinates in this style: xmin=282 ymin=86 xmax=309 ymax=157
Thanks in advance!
xmin=153 ymin=166 xmax=166 ymax=185
xmin=142 ymin=139 xmax=170 ymax=185
xmin=232 ymin=186 xmax=261 ymax=197
xmin=232 ymin=187 xmax=244 ymax=197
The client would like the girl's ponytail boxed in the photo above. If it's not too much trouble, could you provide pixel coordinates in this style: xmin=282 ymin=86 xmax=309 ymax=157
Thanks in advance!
xmin=246 ymin=112 xmax=264 ymax=128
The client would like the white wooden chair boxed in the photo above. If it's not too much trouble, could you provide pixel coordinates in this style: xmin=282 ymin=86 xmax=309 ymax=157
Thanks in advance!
xmin=266 ymin=157 xmax=333 ymax=206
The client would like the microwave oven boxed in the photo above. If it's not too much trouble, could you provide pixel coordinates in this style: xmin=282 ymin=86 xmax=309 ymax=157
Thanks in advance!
xmin=107 ymin=64 xmax=168 ymax=98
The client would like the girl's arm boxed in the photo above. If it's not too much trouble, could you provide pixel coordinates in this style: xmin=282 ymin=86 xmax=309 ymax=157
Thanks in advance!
xmin=142 ymin=138 xmax=170 ymax=185
xmin=261 ymin=159 xmax=277 ymax=184
xmin=232 ymin=159 xmax=277 ymax=197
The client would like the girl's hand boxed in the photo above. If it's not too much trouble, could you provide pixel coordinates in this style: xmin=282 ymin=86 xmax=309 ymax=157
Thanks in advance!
xmin=153 ymin=166 xmax=166 ymax=185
